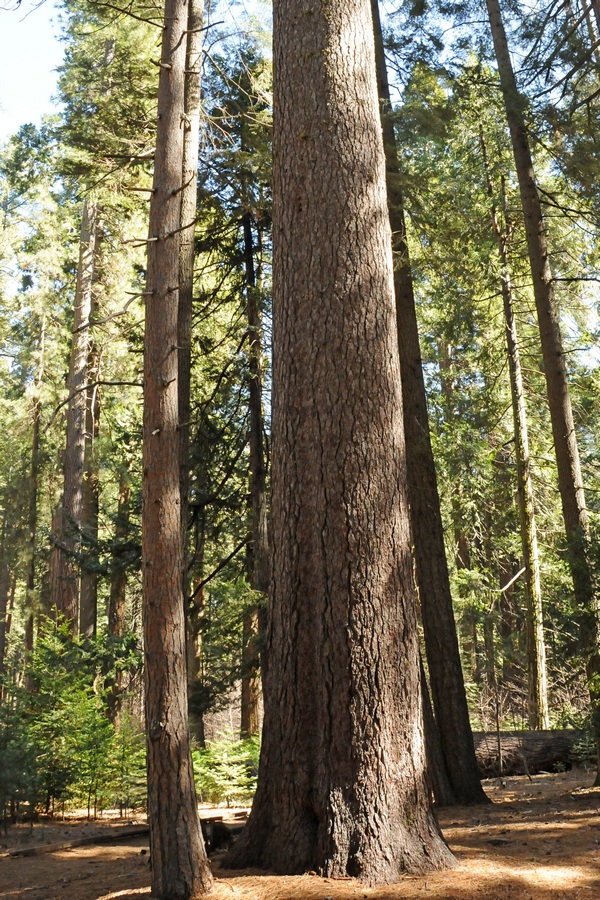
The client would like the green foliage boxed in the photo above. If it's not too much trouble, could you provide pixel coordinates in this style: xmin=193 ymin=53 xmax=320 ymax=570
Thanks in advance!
xmin=108 ymin=709 xmax=147 ymax=815
xmin=0 ymin=619 xmax=143 ymax=821
xmin=192 ymin=736 xmax=259 ymax=806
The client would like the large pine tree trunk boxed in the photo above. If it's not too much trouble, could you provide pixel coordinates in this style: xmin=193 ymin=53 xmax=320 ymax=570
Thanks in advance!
xmin=142 ymin=0 xmax=212 ymax=895
xmin=225 ymin=0 xmax=454 ymax=883
xmin=52 ymin=199 xmax=97 ymax=633
xmin=370 ymin=0 xmax=487 ymax=805
xmin=485 ymin=0 xmax=600 ymax=774
xmin=480 ymin=134 xmax=549 ymax=729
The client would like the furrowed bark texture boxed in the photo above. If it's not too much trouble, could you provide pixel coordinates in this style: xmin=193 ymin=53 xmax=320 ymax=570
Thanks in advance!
xmin=53 ymin=199 xmax=97 ymax=632
xmin=486 ymin=0 xmax=600 ymax=770
xmin=371 ymin=0 xmax=486 ymax=805
xmin=142 ymin=0 xmax=213 ymax=895
xmin=225 ymin=0 xmax=454 ymax=883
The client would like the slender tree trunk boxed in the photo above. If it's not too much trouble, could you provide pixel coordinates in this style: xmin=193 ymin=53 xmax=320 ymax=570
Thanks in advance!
xmin=480 ymin=133 xmax=549 ymax=729
xmin=108 ymin=466 xmax=130 ymax=640
xmin=498 ymin=557 xmax=519 ymax=685
xmin=178 ymin=0 xmax=204 ymax=567
xmin=485 ymin=0 xmax=600 ymax=769
xmin=421 ymin=659 xmax=457 ymax=807
xmin=225 ymin=0 xmax=454 ymax=882
xmin=240 ymin=210 xmax=268 ymax=738
xmin=24 ymin=312 xmax=46 ymax=680
xmin=370 ymin=0 xmax=487 ymax=805
xmin=177 ymin=0 xmax=205 ymax=741
xmin=142 ymin=0 xmax=212 ymax=894
xmin=0 ymin=513 xmax=9 ymax=694
xmin=107 ymin=463 xmax=130 ymax=723
xmin=80 ymin=327 xmax=100 ymax=639
xmin=187 ymin=521 xmax=206 ymax=746
xmin=52 ymin=199 xmax=97 ymax=633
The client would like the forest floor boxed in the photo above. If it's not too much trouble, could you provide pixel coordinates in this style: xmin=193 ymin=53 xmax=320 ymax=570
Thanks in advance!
xmin=1 ymin=768 xmax=599 ymax=899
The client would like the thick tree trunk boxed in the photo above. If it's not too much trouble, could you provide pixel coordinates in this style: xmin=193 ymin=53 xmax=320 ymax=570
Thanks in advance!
xmin=480 ymin=134 xmax=549 ymax=729
xmin=371 ymin=0 xmax=487 ymax=805
xmin=225 ymin=0 xmax=454 ymax=883
xmin=142 ymin=0 xmax=212 ymax=895
xmin=52 ymin=199 xmax=97 ymax=633
xmin=485 ymin=0 xmax=599 ymax=771
xmin=240 ymin=209 xmax=269 ymax=738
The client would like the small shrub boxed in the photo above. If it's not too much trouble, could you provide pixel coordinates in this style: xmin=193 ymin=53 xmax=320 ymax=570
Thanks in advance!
xmin=193 ymin=736 xmax=259 ymax=805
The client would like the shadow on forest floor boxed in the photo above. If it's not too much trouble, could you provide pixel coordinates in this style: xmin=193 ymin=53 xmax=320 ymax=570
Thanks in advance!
xmin=1 ymin=769 xmax=599 ymax=899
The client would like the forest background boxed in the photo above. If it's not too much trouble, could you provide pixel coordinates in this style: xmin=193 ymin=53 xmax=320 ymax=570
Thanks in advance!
xmin=0 ymin=0 xmax=599 ymax=839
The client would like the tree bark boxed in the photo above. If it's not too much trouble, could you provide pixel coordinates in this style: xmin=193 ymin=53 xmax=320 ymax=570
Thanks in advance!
xmin=240 ymin=209 xmax=269 ymax=738
xmin=473 ymin=729 xmax=586 ymax=777
xmin=480 ymin=133 xmax=549 ymax=729
xmin=0 ymin=512 xmax=9 ymax=694
xmin=370 ymin=0 xmax=487 ymax=805
xmin=52 ymin=198 xmax=97 ymax=633
xmin=421 ymin=659 xmax=457 ymax=807
xmin=24 ymin=312 xmax=45 ymax=682
xmin=225 ymin=0 xmax=454 ymax=883
xmin=142 ymin=0 xmax=213 ymax=895
xmin=178 ymin=0 xmax=204 ymax=601
xmin=107 ymin=460 xmax=130 ymax=723
xmin=80 ymin=303 xmax=101 ymax=639
xmin=108 ymin=464 xmax=130 ymax=641
xmin=485 ymin=0 xmax=599 ymax=771
xmin=177 ymin=0 xmax=205 ymax=741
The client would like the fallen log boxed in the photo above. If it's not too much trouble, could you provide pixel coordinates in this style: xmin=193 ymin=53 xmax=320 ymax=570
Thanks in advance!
xmin=4 ymin=824 xmax=150 ymax=858
xmin=473 ymin=729 xmax=589 ymax=777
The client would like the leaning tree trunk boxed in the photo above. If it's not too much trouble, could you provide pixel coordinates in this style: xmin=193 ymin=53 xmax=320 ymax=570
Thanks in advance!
xmin=142 ymin=0 xmax=212 ymax=895
xmin=485 ymin=0 xmax=600 ymax=776
xmin=52 ymin=198 xmax=97 ymax=633
xmin=370 ymin=0 xmax=487 ymax=805
xmin=421 ymin=658 xmax=457 ymax=807
xmin=480 ymin=131 xmax=549 ymax=730
xmin=224 ymin=0 xmax=454 ymax=883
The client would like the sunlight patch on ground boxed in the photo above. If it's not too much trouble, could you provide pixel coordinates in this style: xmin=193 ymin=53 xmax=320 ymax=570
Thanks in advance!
xmin=471 ymin=859 xmax=596 ymax=887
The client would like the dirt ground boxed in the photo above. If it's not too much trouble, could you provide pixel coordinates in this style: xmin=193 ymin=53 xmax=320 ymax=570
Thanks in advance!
xmin=1 ymin=768 xmax=599 ymax=899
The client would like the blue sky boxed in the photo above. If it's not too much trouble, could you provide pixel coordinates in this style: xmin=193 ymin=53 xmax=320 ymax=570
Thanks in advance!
xmin=0 ymin=0 xmax=271 ymax=144
xmin=0 ymin=1 xmax=64 ymax=142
